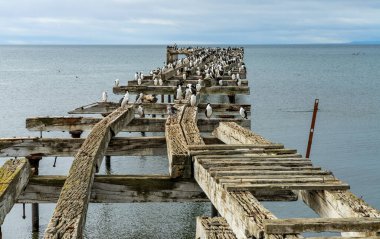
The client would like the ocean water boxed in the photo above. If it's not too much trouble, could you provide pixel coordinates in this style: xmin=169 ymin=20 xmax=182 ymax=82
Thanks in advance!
xmin=0 ymin=45 xmax=379 ymax=238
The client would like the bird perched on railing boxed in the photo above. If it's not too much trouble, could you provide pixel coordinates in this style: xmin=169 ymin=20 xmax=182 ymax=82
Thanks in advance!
xmin=231 ymin=73 xmax=236 ymax=80
xmin=159 ymin=78 xmax=163 ymax=86
xmin=196 ymin=79 xmax=202 ymax=92
xmin=176 ymin=85 xmax=183 ymax=100
xmin=115 ymin=79 xmax=119 ymax=87
xmin=190 ymin=92 xmax=197 ymax=107
xmin=135 ymin=93 xmax=143 ymax=104
xmin=240 ymin=106 xmax=248 ymax=119
xmin=134 ymin=72 xmax=138 ymax=80
xmin=153 ymin=78 xmax=158 ymax=86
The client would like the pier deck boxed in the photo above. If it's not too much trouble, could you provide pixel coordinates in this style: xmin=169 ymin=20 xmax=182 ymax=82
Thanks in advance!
xmin=0 ymin=46 xmax=378 ymax=239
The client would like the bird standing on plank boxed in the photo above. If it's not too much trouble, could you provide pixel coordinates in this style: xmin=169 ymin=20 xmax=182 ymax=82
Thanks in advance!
xmin=101 ymin=91 xmax=107 ymax=102
xmin=190 ymin=92 xmax=197 ymax=107
xmin=153 ymin=78 xmax=158 ymax=86
xmin=135 ymin=93 xmax=144 ymax=104
xmin=176 ymin=85 xmax=183 ymax=100
xmin=137 ymin=105 xmax=145 ymax=118
xmin=205 ymin=103 xmax=213 ymax=119
xmin=115 ymin=79 xmax=119 ymax=87
xmin=196 ymin=79 xmax=202 ymax=92
xmin=121 ymin=91 xmax=129 ymax=108
xmin=159 ymin=78 xmax=163 ymax=86
xmin=240 ymin=106 xmax=248 ymax=119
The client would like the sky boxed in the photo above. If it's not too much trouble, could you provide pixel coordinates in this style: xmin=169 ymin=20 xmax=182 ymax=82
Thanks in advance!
xmin=1 ymin=0 xmax=380 ymax=44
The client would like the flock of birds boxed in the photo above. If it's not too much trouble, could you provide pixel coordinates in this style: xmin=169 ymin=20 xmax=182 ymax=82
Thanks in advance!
xmin=101 ymin=47 xmax=248 ymax=120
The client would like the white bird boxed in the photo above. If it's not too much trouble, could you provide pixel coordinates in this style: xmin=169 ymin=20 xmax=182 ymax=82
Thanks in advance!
xmin=159 ymin=78 xmax=163 ymax=86
xmin=240 ymin=106 xmax=248 ymax=119
xmin=237 ymin=78 xmax=242 ymax=86
xmin=196 ymin=70 xmax=201 ymax=76
xmin=137 ymin=105 xmax=145 ymax=118
xmin=154 ymin=78 xmax=158 ymax=86
xmin=205 ymin=103 xmax=212 ymax=119
xmin=231 ymin=74 xmax=236 ymax=80
xmin=218 ymin=79 xmax=223 ymax=86
xmin=137 ymin=77 xmax=142 ymax=85
xmin=228 ymin=70 xmax=231 ymax=76
xmin=134 ymin=72 xmax=138 ymax=80
xmin=140 ymin=72 xmax=144 ymax=79
xmin=185 ymin=88 xmax=191 ymax=99
xmin=101 ymin=91 xmax=107 ymax=102
xmin=176 ymin=85 xmax=183 ymax=100
xmin=136 ymin=93 xmax=143 ymax=104
xmin=190 ymin=93 xmax=197 ymax=107
xmin=177 ymin=69 xmax=180 ymax=75
xmin=196 ymin=82 xmax=202 ymax=92
xmin=121 ymin=91 xmax=129 ymax=108
xmin=182 ymin=73 xmax=187 ymax=80
xmin=115 ymin=78 xmax=119 ymax=87
xmin=236 ymin=73 xmax=240 ymax=80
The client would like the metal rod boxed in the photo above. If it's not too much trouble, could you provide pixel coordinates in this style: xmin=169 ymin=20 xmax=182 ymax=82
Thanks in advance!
xmin=306 ymin=99 xmax=319 ymax=158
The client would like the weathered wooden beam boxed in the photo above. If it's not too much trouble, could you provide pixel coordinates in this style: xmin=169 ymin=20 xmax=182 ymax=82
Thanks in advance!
xmin=195 ymin=216 xmax=237 ymax=239
xmin=69 ymin=102 xmax=251 ymax=115
xmin=189 ymin=148 xmax=297 ymax=156
xmin=224 ymin=182 xmax=350 ymax=192
xmin=187 ymin=144 xmax=284 ymax=150
xmin=264 ymin=217 xmax=380 ymax=234
xmin=18 ymin=175 xmax=208 ymax=203
xmin=0 ymin=159 xmax=31 ymax=225
xmin=113 ymin=85 xmax=250 ymax=95
xmin=127 ymin=79 xmax=249 ymax=86
xmin=0 ymin=136 xmax=166 ymax=157
xmin=26 ymin=117 xmax=250 ymax=132
xmin=212 ymin=122 xmax=272 ymax=145
xmin=194 ymin=158 xmax=301 ymax=239
xmin=302 ymin=237 xmax=380 ymax=239
xmin=300 ymin=190 xmax=380 ymax=237
xmin=44 ymin=106 xmax=134 ymax=238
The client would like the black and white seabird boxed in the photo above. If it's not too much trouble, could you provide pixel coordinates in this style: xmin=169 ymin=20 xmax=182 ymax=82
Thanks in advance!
xmin=176 ymin=85 xmax=183 ymax=100
xmin=159 ymin=78 xmax=163 ymax=86
xmin=135 ymin=93 xmax=144 ymax=104
xmin=190 ymin=92 xmax=197 ymax=107
xmin=240 ymin=106 xmax=248 ymax=119
xmin=121 ymin=91 xmax=129 ymax=107
xmin=137 ymin=105 xmax=145 ymax=118
xmin=205 ymin=103 xmax=213 ymax=119
xmin=101 ymin=91 xmax=108 ymax=102
xmin=153 ymin=77 xmax=158 ymax=86
xmin=115 ymin=78 xmax=119 ymax=87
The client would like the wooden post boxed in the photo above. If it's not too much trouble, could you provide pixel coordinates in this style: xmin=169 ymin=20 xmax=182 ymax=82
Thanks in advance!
xmin=168 ymin=95 xmax=171 ymax=103
xmin=306 ymin=99 xmax=319 ymax=158
xmin=228 ymin=94 xmax=236 ymax=103
xmin=26 ymin=156 xmax=42 ymax=233
xmin=105 ymin=156 xmax=111 ymax=175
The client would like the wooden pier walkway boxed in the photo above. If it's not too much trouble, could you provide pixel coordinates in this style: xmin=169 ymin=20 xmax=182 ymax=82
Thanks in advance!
xmin=0 ymin=46 xmax=379 ymax=238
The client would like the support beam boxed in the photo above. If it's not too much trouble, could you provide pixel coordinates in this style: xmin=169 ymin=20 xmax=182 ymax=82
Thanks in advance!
xmin=0 ymin=137 xmax=167 ymax=157
xmin=196 ymin=216 xmax=237 ymax=239
xmin=18 ymin=175 xmax=208 ymax=203
xmin=0 ymin=159 xmax=31 ymax=225
xmin=212 ymin=122 xmax=272 ymax=145
xmin=26 ymin=117 xmax=250 ymax=133
xmin=44 ymin=106 xmax=134 ymax=238
xmin=264 ymin=217 xmax=380 ymax=234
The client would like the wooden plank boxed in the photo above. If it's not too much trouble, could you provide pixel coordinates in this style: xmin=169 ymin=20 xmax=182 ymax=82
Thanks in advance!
xmin=0 ymin=136 xmax=167 ymax=157
xmin=300 ymin=190 xmax=380 ymax=237
xmin=189 ymin=149 xmax=264 ymax=156
xmin=188 ymin=144 xmax=284 ymax=150
xmin=44 ymin=106 xmax=134 ymax=238
xmin=194 ymin=158 xmax=302 ymax=239
xmin=181 ymin=106 xmax=205 ymax=145
xmin=0 ymin=158 xmax=31 ymax=225
xmin=212 ymin=122 xmax=272 ymax=145
xmin=224 ymin=182 xmax=350 ymax=192
xmin=113 ymin=85 xmax=250 ymax=95
xmin=26 ymin=117 xmax=250 ymax=133
xmin=194 ymin=154 xmax=303 ymax=159
xmin=264 ymin=217 xmax=380 ymax=234
xmin=302 ymin=237 xmax=380 ymax=239
xmin=127 ymin=79 xmax=249 ymax=86
xmin=196 ymin=216 xmax=237 ymax=239
xmin=18 ymin=175 xmax=208 ymax=203
xmin=210 ymin=170 xmax=333 ymax=177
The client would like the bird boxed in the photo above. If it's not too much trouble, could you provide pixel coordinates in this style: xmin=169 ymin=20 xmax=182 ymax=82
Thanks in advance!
xmin=177 ymin=69 xmax=180 ymax=75
xmin=121 ymin=91 xmax=129 ymax=108
xmin=135 ymin=93 xmax=144 ymax=104
xmin=134 ymin=72 xmax=138 ymax=80
xmin=190 ymin=93 xmax=197 ymax=107
xmin=236 ymin=78 xmax=242 ymax=86
xmin=236 ymin=73 xmax=240 ymax=80
xmin=137 ymin=76 xmax=142 ymax=85
xmin=182 ymin=73 xmax=187 ymax=80
xmin=228 ymin=70 xmax=231 ymax=76
xmin=218 ymin=78 xmax=223 ymax=86
xmin=101 ymin=91 xmax=107 ymax=102
xmin=140 ymin=72 xmax=144 ymax=80
xmin=159 ymin=78 xmax=163 ymax=86
xmin=185 ymin=87 xmax=191 ymax=100
xmin=115 ymin=79 xmax=119 ymax=87
xmin=176 ymin=85 xmax=183 ymax=100
xmin=137 ymin=105 xmax=145 ymax=118
xmin=205 ymin=103 xmax=212 ymax=119
xmin=240 ymin=106 xmax=248 ymax=119
xmin=154 ymin=78 xmax=158 ymax=86
xmin=196 ymin=79 xmax=202 ymax=92
xmin=167 ymin=104 xmax=177 ymax=116
xmin=231 ymin=73 xmax=236 ymax=80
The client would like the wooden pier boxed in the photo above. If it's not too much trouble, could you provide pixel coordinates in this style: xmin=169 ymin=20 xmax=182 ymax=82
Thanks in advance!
xmin=0 ymin=46 xmax=379 ymax=238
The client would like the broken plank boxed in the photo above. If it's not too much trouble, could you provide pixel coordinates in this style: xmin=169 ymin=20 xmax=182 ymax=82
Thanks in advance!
xmin=196 ymin=216 xmax=237 ymax=239
xmin=0 ymin=158 xmax=31 ymax=225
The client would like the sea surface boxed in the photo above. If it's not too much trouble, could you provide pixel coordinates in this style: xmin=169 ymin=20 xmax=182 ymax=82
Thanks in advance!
xmin=0 ymin=45 xmax=379 ymax=238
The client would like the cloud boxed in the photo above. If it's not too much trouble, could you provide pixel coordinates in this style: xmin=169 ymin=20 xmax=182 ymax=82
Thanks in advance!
xmin=0 ymin=0 xmax=379 ymax=44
